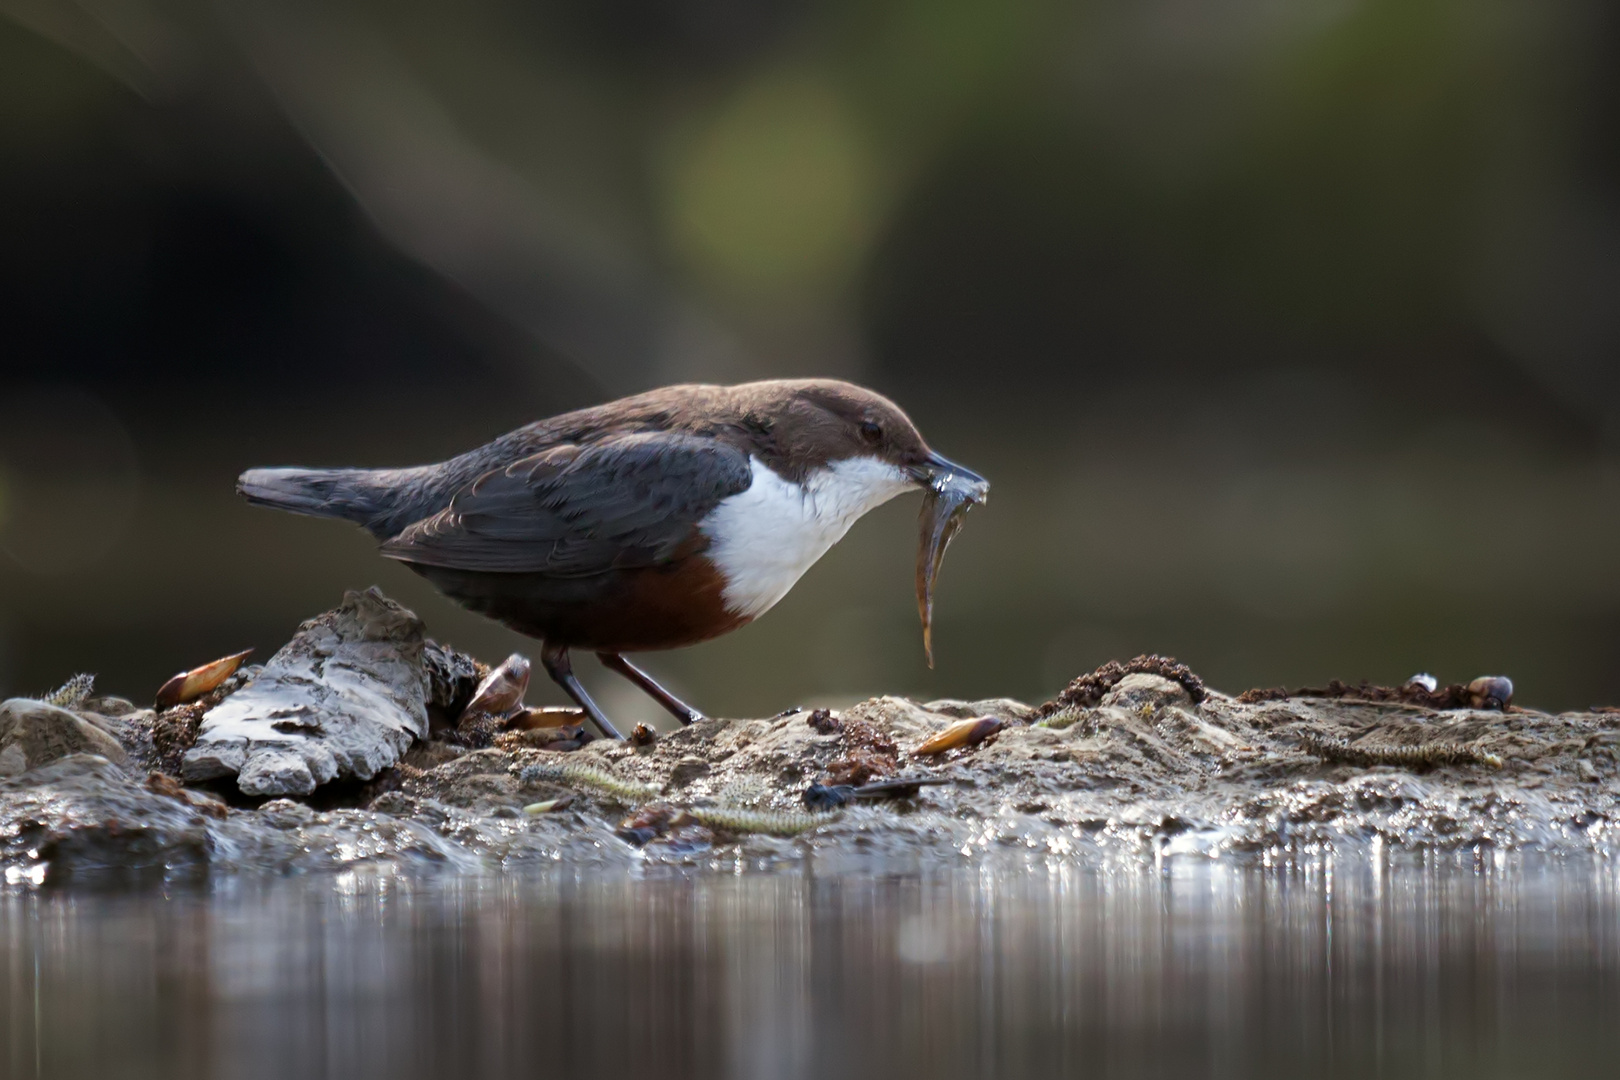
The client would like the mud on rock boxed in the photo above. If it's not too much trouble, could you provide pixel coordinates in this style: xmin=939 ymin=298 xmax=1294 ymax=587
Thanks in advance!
xmin=4 ymin=593 xmax=1620 ymax=884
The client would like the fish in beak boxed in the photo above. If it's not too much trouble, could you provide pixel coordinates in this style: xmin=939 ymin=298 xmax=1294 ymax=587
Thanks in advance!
xmin=909 ymin=451 xmax=989 ymax=667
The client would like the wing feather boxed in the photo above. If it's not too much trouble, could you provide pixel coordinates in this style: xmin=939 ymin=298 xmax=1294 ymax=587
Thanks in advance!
xmin=379 ymin=433 xmax=753 ymax=575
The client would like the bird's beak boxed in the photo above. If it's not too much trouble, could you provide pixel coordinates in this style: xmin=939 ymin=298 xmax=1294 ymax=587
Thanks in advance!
xmin=908 ymin=451 xmax=988 ymax=494
xmin=911 ymin=450 xmax=989 ymax=668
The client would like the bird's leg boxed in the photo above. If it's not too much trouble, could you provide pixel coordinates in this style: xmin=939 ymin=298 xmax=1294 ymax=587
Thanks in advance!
xmin=597 ymin=653 xmax=707 ymax=726
xmin=540 ymin=644 xmax=624 ymax=740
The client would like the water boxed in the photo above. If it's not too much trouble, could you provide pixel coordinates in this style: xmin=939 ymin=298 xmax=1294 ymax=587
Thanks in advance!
xmin=5 ymin=856 xmax=1620 ymax=1079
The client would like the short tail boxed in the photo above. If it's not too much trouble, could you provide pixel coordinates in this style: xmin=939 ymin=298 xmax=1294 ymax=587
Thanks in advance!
xmin=237 ymin=466 xmax=394 ymax=534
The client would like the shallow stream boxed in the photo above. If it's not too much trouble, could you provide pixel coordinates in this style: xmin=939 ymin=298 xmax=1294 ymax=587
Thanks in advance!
xmin=5 ymin=854 xmax=1619 ymax=1078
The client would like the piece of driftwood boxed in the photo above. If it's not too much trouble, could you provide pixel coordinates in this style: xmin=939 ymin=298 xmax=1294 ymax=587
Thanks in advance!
xmin=182 ymin=588 xmax=429 ymax=796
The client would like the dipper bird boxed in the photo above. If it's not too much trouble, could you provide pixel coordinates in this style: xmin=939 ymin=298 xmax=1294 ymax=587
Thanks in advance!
xmin=237 ymin=379 xmax=988 ymax=739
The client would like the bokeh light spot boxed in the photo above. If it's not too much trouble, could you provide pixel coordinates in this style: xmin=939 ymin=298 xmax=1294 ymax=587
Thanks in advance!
xmin=665 ymin=70 xmax=878 ymax=294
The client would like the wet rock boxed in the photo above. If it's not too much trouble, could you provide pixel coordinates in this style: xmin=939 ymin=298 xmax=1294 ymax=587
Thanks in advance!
xmin=924 ymin=698 xmax=1039 ymax=723
xmin=0 ymin=754 xmax=479 ymax=885
xmin=182 ymin=588 xmax=430 ymax=796
xmin=18 ymin=626 xmax=1620 ymax=879
xmin=144 ymin=771 xmax=229 ymax=819
xmin=0 ymin=756 xmax=212 ymax=884
xmin=0 ymin=698 xmax=128 ymax=776
xmin=394 ymin=748 xmax=554 ymax=812
xmin=248 ymin=807 xmax=477 ymax=871
xmin=366 ymin=748 xmax=639 ymax=867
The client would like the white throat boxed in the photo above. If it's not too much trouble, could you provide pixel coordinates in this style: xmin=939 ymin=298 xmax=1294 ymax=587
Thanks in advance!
xmin=700 ymin=455 xmax=914 ymax=619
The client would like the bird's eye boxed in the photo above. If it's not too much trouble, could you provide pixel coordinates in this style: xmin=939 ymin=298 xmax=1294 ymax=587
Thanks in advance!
xmin=859 ymin=420 xmax=883 ymax=444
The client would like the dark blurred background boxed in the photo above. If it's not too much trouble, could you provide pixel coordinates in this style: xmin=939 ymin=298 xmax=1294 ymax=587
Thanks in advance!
xmin=3 ymin=0 xmax=1619 ymax=724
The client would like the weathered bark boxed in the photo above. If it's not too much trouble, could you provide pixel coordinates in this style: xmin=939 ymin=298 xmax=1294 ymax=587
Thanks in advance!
xmin=183 ymin=587 xmax=429 ymax=796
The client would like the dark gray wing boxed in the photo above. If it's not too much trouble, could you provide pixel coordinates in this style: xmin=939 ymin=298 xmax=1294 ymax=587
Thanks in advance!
xmin=378 ymin=432 xmax=753 ymax=575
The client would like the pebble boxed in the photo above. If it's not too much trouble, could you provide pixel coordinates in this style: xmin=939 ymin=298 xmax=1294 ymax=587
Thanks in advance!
xmin=0 ymin=698 xmax=128 ymax=776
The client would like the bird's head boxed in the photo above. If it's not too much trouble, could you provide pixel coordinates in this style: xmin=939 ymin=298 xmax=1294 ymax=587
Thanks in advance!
xmin=730 ymin=378 xmax=985 ymax=495
xmin=728 ymin=379 xmax=989 ymax=665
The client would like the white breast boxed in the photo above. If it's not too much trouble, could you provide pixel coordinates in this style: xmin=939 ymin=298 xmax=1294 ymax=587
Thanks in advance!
xmin=700 ymin=455 xmax=914 ymax=620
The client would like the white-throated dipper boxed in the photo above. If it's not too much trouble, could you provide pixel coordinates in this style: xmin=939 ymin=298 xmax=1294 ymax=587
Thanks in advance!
xmin=238 ymin=379 xmax=988 ymax=739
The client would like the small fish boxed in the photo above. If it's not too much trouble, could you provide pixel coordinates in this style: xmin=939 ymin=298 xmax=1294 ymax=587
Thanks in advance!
xmin=155 ymin=650 xmax=252 ymax=709
xmin=1466 ymin=676 xmax=1513 ymax=710
xmin=461 ymin=653 xmax=531 ymax=719
xmin=914 ymin=716 xmax=1004 ymax=755
xmin=916 ymin=466 xmax=989 ymax=667
xmin=522 ymin=795 xmax=575 ymax=815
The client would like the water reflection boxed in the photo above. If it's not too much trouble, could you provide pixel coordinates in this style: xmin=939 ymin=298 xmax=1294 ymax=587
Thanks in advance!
xmin=5 ymin=856 xmax=1620 ymax=1078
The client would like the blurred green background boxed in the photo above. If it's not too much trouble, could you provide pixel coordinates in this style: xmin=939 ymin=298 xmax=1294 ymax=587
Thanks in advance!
xmin=3 ymin=0 xmax=1619 ymax=724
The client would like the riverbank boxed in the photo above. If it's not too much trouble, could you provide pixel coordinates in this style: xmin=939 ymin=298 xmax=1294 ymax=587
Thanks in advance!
xmin=3 ymin=589 xmax=1614 ymax=885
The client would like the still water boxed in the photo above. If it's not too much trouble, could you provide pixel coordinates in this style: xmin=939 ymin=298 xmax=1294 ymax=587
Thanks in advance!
xmin=4 ymin=855 xmax=1620 ymax=1079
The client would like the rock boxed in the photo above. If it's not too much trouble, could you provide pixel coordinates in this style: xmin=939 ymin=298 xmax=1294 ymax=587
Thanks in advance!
xmin=0 ymin=754 xmax=478 ymax=884
xmin=395 ymin=748 xmax=543 ymax=812
xmin=923 ymin=698 xmax=1040 ymax=723
xmin=143 ymin=771 xmax=227 ymax=815
xmin=12 ymin=667 xmax=1620 ymax=878
xmin=118 ymin=706 xmax=202 ymax=776
xmin=0 ymin=698 xmax=128 ymax=776
xmin=0 ymin=756 xmax=212 ymax=884
xmin=1099 ymin=673 xmax=1192 ymax=711
xmin=20 ymin=611 xmax=1620 ymax=878
xmin=72 ymin=710 xmax=129 ymax=739
xmin=401 ymin=740 xmax=467 ymax=771
xmin=668 ymin=756 xmax=710 ymax=787
xmin=84 ymin=695 xmax=141 ymax=717
xmin=238 ymin=748 xmax=323 ymax=795
xmin=182 ymin=587 xmax=430 ymax=796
